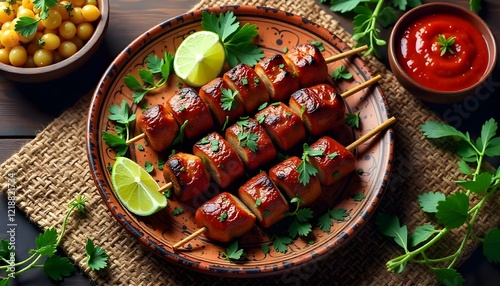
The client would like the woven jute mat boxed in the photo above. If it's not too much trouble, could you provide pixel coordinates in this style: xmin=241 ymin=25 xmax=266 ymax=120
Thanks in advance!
xmin=2 ymin=0 xmax=500 ymax=285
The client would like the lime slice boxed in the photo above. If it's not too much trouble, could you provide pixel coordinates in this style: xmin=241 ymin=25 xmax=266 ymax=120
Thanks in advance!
xmin=111 ymin=157 xmax=167 ymax=216
xmin=173 ymin=30 xmax=225 ymax=87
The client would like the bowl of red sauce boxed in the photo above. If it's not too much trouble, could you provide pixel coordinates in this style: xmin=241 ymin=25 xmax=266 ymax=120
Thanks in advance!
xmin=388 ymin=2 xmax=497 ymax=104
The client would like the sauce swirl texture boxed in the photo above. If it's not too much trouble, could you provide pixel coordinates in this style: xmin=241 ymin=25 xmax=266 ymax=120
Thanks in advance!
xmin=397 ymin=13 xmax=489 ymax=91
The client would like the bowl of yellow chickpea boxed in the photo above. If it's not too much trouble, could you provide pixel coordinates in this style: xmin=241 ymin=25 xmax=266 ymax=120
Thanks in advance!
xmin=0 ymin=0 xmax=109 ymax=82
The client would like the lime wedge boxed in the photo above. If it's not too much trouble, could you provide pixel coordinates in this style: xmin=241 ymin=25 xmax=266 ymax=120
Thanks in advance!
xmin=111 ymin=157 xmax=167 ymax=216
xmin=173 ymin=30 xmax=225 ymax=87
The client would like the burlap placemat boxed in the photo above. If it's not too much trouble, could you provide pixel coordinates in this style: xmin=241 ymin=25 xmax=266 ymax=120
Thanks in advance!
xmin=2 ymin=0 xmax=499 ymax=285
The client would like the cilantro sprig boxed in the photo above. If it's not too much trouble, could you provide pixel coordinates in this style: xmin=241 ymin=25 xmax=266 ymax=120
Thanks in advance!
xmin=221 ymin=88 xmax=239 ymax=111
xmin=235 ymin=117 xmax=259 ymax=152
xmin=221 ymin=241 xmax=245 ymax=261
xmin=322 ymin=0 xmax=421 ymax=58
xmin=377 ymin=118 xmax=500 ymax=285
xmin=124 ymin=52 xmax=174 ymax=103
xmin=296 ymin=143 xmax=324 ymax=186
xmin=285 ymin=196 xmax=314 ymax=239
xmin=101 ymin=100 xmax=136 ymax=157
xmin=14 ymin=0 xmax=59 ymax=37
xmin=201 ymin=11 xmax=264 ymax=67
xmin=0 ymin=196 xmax=108 ymax=283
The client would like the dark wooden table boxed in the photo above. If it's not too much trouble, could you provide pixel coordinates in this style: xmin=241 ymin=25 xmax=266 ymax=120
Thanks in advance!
xmin=1 ymin=0 xmax=499 ymax=285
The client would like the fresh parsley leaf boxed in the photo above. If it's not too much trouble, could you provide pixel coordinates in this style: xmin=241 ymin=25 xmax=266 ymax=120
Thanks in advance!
xmin=345 ymin=110 xmax=361 ymax=128
xmin=108 ymin=100 xmax=136 ymax=125
xmin=173 ymin=120 xmax=188 ymax=145
xmin=218 ymin=211 xmax=228 ymax=222
xmin=144 ymin=161 xmax=154 ymax=173
xmin=222 ymin=241 xmax=245 ymax=261
xmin=34 ymin=227 xmax=58 ymax=256
xmin=483 ymin=227 xmax=500 ymax=263
xmin=43 ymin=255 xmax=75 ymax=280
xmin=288 ymin=218 xmax=312 ymax=238
xmin=202 ymin=11 xmax=264 ymax=67
xmin=0 ymin=239 xmax=12 ymax=259
xmin=435 ymin=192 xmax=469 ymax=229
xmin=433 ymin=268 xmax=465 ymax=286
xmin=410 ymin=224 xmax=435 ymax=247
xmin=124 ymin=52 xmax=174 ymax=103
xmin=421 ymin=121 xmax=469 ymax=141
xmin=101 ymin=131 xmax=128 ymax=157
xmin=85 ymin=238 xmax=109 ymax=271
xmin=221 ymin=88 xmax=239 ymax=111
xmin=418 ymin=191 xmax=446 ymax=213
xmin=376 ymin=212 xmax=408 ymax=251
xmin=352 ymin=193 xmax=366 ymax=202
xmin=457 ymin=160 xmax=473 ymax=175
xmin=296 ymin=143 xmax=323 ymax=185
xmin=470 ymin=0 xmax=482 ymax=12
xmin=14 ymin=17 xmax=39 ymax=37
xmin=317 ymin=212 xmax=333 ymax=232
xmin=330 ymin=208 xmax=349 ymax=221
xmin=332 ymin=66 xmax=353 ymax=81
xmin=261 ymin=243 xmax=270 ymax=254
xmin=456 ymin=172 xmax=491 ymax=195
xmin=330 ymin=0 xmax=362 ymax=13
xmin=172 ymin=207 xmax=184 ymax=215
xmin=272 ymin=235 xmax=292 ymax=254
xmin=310 ymin=40 xmax=325 ymax=51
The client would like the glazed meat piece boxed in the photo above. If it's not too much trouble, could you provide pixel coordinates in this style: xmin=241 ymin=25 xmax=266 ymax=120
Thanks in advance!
xmin=289 ymin=83 xmax=346 ymax=136
xmin=163 ymin=152 xmax=211 ymax=202
xmin=268 ymin=156 xmax=321 ymax=206
xmin=198 ymin=77 xmax=245 ymax=126
xmin=238 ymin=172 xmax=289 ymax=228
xmin=283 ymin=43 xmax=328 ymax=88
xmin=223 ymin=63 xmax=269 ymax=113
xmin=225 ymin=117 xmax=276 ymax=170
xmin=166 ymin=87 xmax=214 ymax=139
xmin=135 ymin=104 xmax=179 ymax=152
xmin=254 ymin=54 xmax=299 ymax=102
xmin=195 ymin=192 xmax=256 ymax=242
xmin=309 ymin=136 xmax=356 ymax=186
xmin=192 ymin=132 xmax=244 ymax=189
xmin=254 ymin=102 xmax=306 ymax=151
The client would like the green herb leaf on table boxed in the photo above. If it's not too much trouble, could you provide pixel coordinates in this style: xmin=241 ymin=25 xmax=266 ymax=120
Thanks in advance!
xmin=380 ymin=118 xmax=500 ymax=281
xmin=376 ymin=212 xmax=408 ymax=251
xmin=483 ymin=228 xmax=500 ymax=263
xmin=433 ymin=268 xmax=465 ymax=286
xmin=34 ymin=227 xmax=58 ymax=256
xmin=85 ymin=238 xmax=109 ymax=271
xmin=435 ymin=192 xmax=469 ymax=229
xmin=409 ymin=224 xmax=435 ymax=247
xmin=43 ymin=255 xmax=75 ymax=280
xmin=417 ymin=191 xmax=446 ymax=213
xmin=202 ymin=11 xmax=264 ymax=67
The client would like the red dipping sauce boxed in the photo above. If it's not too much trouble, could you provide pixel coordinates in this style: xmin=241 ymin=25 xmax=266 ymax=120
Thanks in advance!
xmin=396 ymin=13 xmax=489 ymax=92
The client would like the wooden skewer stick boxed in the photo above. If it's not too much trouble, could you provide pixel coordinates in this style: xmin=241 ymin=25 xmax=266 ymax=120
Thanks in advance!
xmin=158 ymin=182 xmax=173 ymax=193
xmin=126 ymin=133 xmax=146 ymax=145
xmin=172 ymin=227 xmax=207 ymax=250
xmin=346 ymin=116 xmax=396 ymax=152
xmin=341 ymin=74 xmax=382 ymax=99
xmin=325 ymin=45 xmax=369 ymax=63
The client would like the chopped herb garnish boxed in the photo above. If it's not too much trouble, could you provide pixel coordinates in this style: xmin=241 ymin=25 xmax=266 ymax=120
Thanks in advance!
xmin=437 ymin=34 xmax=455 ymax=56
xmin=327 ymin=152 xmax=339 ymax=159
xmin=144 ymin=161 xmax=154 ymax=173
xmin=255 ymin=198 xmax=262 ymax=207
xmin=346 ymin=110 xmax=361 ymax=129
xmin=173 ymin=120 xmax=189 ymax=145
xmin=218 ymin=211 xmax=228 ymax=222
xmin=221 ymin=241 xmax=245 ymax=261
xmin=221 ymin=88 xmax=239 ymax=111
xmin=332 ymin=66 xmax=353 ymax=81
xmin=296 ymin=143 xmax=324 ymax=186
xmin=172 ymin=207 xmax=184 ymax=215
xmin=211 ymin=139 xmax=220 ymax=152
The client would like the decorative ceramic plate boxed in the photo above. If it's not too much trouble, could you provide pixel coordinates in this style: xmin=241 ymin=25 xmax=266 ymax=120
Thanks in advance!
xmin=86 ymin=5 xmax=393 ymax=277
